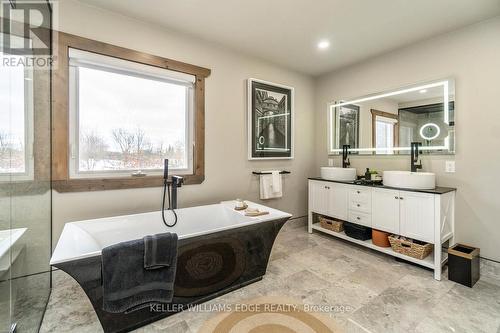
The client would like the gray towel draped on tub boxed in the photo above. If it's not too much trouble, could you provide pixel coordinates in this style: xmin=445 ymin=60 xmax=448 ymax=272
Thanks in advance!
xmin=102 ymin=233 xmax=178 ymax=314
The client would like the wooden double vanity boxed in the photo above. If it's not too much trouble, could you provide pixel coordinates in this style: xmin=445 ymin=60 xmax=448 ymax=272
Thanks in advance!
xmin=308 ymin=177 xmax=456 ymax=280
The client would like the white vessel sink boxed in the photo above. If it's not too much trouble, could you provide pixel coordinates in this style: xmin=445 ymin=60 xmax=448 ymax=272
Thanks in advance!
xmin=383 ymin=171 xmax=436 ymax=190
xmin=321 ymin=167 xmax=357 ymax=182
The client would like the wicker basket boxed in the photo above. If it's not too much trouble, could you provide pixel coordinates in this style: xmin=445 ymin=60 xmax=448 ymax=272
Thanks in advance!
xmin=388 ymin=235 xmax=433 ymax=260
xmin=319 ymin=216 xmax=344 ymax=233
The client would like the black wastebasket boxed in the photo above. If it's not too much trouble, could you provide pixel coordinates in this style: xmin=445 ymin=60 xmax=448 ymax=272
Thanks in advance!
xmin=448 ymin=243 xmax=480 ymax=288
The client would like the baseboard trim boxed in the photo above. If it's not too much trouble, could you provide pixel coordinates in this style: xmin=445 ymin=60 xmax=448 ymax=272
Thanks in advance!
xmin=481 ymin=257 xmax=500 ymax=265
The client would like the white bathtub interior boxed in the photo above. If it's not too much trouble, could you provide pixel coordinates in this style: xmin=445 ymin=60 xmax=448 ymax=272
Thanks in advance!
xmin=51 ymin=201 xmax=292 ymax=265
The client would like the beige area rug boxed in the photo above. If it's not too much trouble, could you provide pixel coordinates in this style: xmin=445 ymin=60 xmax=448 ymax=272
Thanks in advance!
xmin=199 ymin=296 xmax=340 ymax=333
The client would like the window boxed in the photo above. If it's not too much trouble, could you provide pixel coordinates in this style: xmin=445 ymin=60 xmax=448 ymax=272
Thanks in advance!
xmin=375 ymin=117 xmax=395 ymax=154
xmin=0 ymin=35 xmax=34 ymax=181
xmin=52 ymin=33 xmax=210 ymax=192
xmin=68 ymin=49 xmax=194 ymax=178
xmin=371 ymin=109 xmax=398 ymax=155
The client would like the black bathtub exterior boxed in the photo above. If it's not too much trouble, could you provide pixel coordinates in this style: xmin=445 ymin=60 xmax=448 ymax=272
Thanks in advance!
xmin=53 ymin=217 xmax=289 ymax=333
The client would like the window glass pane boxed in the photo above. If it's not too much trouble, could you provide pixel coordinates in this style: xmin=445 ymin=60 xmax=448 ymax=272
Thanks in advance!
xmin=387 ymin=124 xmax=394 ymax=149
xmin=77 ymin=66 xmax=188 ymax=172
xmin=376 ymin=120 xmax=394 ymax=154
xmin=0 ymin=53 xmax=26 ymax=174
xmin=376 ymin=121 xmax=387 ymax=149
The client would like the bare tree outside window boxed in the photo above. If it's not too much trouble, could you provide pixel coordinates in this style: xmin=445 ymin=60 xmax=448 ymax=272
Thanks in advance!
xmin=109 ymin=128 xmax=154 ymax=170
xmin=80 ymin=132 xmax=108 ymax=170
xmin=111 ymin=128 xmax=135 ymax=167
xmin=0 ymin=131 xmax=25 ymax=173
xmin=79 ymin=127 xmax=186 ymax=172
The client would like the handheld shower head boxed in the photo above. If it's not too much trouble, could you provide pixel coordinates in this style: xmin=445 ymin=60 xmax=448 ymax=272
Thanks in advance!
xmin=163 ymin=159 xmax=169 ymax=183
xmin=161 ymin=158 xmax=178 ymax=227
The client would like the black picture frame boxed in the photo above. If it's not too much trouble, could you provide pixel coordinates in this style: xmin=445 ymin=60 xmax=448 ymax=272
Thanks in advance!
xmin=248 ymin=79 xmax=293 ymax=160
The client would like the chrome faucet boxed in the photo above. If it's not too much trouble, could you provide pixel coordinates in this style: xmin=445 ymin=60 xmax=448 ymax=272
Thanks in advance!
xmin=342 ymin=144 xmax=350 ymax=168
xmin=411 ymin=142 xmax=422 ymax=172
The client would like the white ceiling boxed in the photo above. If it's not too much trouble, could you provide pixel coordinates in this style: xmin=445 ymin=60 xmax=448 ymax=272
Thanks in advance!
xmin=78 ymin=0 xmax=500 ymax=76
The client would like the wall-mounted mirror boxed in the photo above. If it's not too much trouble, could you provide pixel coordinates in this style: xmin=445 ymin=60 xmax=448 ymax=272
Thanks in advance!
xmin=328 ymin=79 xmax=455 ymax=155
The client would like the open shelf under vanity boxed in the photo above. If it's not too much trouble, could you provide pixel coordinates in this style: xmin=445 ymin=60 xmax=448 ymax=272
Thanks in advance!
xmin=311 ymin=223 xmax=448 ymax=269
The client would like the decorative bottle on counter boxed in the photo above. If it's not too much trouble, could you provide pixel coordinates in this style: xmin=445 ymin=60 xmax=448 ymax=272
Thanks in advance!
xmin=365 ymin=168 xmax=371 ymax=181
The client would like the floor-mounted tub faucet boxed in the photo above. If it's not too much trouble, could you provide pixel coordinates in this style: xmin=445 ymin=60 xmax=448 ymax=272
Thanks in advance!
xmin=162 ymin=159 xmax=184 ymax=227
xmin=342 ymin=144 xmax=351 ymax=168
xmin=411 ymin=142 xmax=422 ymax=172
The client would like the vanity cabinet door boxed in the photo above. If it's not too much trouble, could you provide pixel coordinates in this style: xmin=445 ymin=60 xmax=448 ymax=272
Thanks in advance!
xmin=309 ymin=181 xmax=330 ymax=215
xmin=327 ymin=183 xmax=348 ymax=220
xmin=399 ymin=191 xmax=435 ymax=243
xmin=372 ymin=188 xmax=400 ymax=234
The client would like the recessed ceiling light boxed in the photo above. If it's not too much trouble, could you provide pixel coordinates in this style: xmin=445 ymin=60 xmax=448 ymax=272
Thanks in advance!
xmin=419 ymin=89 xmax=427 ymax=94
xmin=317 ymin=40 xmax=330 ymax=50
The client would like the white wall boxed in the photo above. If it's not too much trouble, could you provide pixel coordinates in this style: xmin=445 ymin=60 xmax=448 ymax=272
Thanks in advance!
xmin=315 ymin=17 xmax=500 ymax=261
xmin=52 ymin=1 xmax=316 ymax=244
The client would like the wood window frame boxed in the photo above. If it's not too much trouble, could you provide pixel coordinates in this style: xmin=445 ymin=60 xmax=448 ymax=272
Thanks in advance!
xmin=52 ymin=32 xmax=210 ymax=192
xmin=370 ymin=109 xmax=399 ymax=150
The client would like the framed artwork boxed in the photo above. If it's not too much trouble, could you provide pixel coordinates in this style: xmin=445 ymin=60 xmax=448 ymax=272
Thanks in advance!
xmin=247 ymin=78 xmax=294 ymax=160
xmin=335 ymin=103 xmax=360 ymax=150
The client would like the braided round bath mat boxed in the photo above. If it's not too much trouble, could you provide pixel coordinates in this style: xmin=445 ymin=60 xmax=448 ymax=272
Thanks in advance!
xmin=199 ymin=296 xmax=339 ymax=333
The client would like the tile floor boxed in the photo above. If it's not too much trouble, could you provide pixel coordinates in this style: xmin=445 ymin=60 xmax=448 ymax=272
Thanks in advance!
xmin=40 ymin=221 xmax=500 ymax=333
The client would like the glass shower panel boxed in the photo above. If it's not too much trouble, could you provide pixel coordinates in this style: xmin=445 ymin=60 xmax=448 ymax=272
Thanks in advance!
xmin=0 ymin=182 xmax=12 ymax=333
xmin=0 ymin=35 xmax=17 ymax=333
xmin=1 ymin=1 xmax=52 ymax=332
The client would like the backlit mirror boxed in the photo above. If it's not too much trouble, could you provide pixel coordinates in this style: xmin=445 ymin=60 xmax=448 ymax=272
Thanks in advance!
xmin=328 ymin=79 xmax=455 ymax=155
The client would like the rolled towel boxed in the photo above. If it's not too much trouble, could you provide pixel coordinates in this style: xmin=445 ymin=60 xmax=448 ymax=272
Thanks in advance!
xmin=245 ymin=207 xmax=270 ymax=217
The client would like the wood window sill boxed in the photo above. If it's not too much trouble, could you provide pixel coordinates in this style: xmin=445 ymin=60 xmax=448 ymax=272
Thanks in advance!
xmin=52 ymin=174 xmax=204 ymax=193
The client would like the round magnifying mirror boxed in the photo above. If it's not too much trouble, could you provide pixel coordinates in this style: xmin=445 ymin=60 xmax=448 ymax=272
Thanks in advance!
xmin=419 ymin=123 xmax=441 ymax=140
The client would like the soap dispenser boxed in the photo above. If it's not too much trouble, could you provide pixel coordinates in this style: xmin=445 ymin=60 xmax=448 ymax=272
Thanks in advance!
xmin=365 ymin=168 xmax=371 ymax=181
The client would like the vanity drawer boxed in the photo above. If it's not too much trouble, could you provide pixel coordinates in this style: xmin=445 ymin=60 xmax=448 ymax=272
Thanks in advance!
xmin=349 ymin=200 xmax=371 ymax=213
xmin=348 ymin=188 xmax=371 ymax=204
xmin=348 ymin=211 xmax=372 ymax=227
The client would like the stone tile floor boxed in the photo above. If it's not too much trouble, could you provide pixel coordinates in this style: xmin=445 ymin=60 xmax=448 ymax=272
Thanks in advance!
xmin=40 ymin=221 xmax=500 ymax=333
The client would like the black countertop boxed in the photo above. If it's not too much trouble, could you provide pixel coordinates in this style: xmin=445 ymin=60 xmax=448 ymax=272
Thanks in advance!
xmin=308 ymin=177 xmax=456 ymax=195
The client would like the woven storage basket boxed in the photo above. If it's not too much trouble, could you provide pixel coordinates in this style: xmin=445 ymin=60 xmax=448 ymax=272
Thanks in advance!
xmin=319 ymin=216 xmax=344 ymax=233
xmin=388 ymin=235 xmax=433 ymax=260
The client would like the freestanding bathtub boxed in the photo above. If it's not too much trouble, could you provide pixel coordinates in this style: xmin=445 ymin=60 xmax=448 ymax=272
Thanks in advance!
xmin=50 ymin=200 xmax=292 ymax=333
